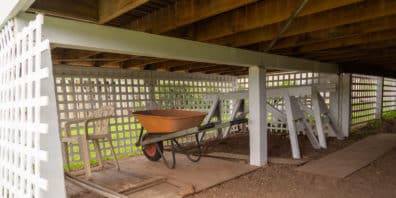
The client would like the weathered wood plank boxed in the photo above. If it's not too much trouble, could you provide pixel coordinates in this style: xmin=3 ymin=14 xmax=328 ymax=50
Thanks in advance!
xmin=265 ymin=15 xmax=396 ymax=51
xmin=192 ymin=0 xmax=362 ymax=41
xmin=289 ymin=29 xmax=396 ymax=54
xmin=128 ymin=0 xmax=258 ymax=34
xmin=99 ymin=0 xmax=149 ymax=24
xmin=29 ymin=0 xmax=98 ymax=22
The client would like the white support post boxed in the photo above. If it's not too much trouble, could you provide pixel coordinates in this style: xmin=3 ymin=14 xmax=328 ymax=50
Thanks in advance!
xmin=40 ymin=39 xmax=66 ymax=198
xmin=340 ymin=73 xmax=352 ymax=137
xmin=248 ymin=66 xmax=267 ymax=166
xmin=329 ymin=75 xmax=340 ymax=133
xmin=376 ymin=77 xmax=384 ymax=120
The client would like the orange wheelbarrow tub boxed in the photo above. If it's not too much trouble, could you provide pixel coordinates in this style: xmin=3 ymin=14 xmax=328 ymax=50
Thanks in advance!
xmin=132 ymin=109 xmax=207 ymax=133
xmin=131 ymin=109 xmax=208 ymax=169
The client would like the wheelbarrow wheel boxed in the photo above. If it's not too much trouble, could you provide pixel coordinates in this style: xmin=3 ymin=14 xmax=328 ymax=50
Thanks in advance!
xmin=142 ymin=134 xmax=163 ymax=161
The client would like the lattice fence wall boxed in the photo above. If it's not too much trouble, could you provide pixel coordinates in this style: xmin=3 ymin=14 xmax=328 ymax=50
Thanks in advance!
xmin=0 ymin=15 xmax=65 ymax=198
xmin=383 ymin=78 xmax=396 ymax=113
xmin=237 ymin=71 xmax=320 ymax=91
xmin=351 ymin=74 xmax=379 ymax=125
xmin=54 ymin=66 xmax=237 ymax=163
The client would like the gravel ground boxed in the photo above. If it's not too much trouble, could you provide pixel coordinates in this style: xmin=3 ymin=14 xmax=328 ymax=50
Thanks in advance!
xmin=189 ymin=119 xmax=396 ymax=198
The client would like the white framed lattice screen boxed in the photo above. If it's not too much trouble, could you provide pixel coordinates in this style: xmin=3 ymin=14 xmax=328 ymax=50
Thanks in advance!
xmin=383 ymin=78 xmax=396 ymax=113
xmin=53 ymin=65 xmax=237 ymax=163
xmin=0 ymin=15 xmax=65 ymax=198
xmin=351 ymin=74 xmax=379 ymax=125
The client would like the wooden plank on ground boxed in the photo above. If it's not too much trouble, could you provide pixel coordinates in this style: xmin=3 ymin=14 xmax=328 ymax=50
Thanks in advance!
xmin=119 ymin=154 xmax=259 ymax=193
xmin=120 ymin=176 xmax=166 ymax=194
xmin=204 ymin=152 xmax=308 ymax=165
xmin=204 ymin=152 xmax=249 ymax=161
xmin=269 ymin=157 xmax=308 ymax=166
xmin=296 ymin=133 xmax=396 ymax=178
xmin=65 ymin=174 xmax=128 ymax=198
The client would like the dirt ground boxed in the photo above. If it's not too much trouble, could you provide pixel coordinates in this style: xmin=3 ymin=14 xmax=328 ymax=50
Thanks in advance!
xmin=189 ymin=119 xmax=396 ymax=198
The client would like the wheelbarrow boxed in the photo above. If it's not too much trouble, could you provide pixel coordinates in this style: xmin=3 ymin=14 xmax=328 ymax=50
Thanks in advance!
xmin=131 ymin=109 xmax=248 ymax=169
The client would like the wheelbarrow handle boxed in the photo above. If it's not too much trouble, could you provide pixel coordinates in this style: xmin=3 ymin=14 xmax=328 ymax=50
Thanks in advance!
xmin=198 ymin=123 xmax=215 ymax=131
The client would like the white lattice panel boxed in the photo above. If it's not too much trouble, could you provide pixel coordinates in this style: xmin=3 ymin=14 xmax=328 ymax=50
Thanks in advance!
xmin=351 ymin=74 xmax=379 ymax=125
xmin=54 ymin=66 xmax=236 ymax=163
xmin=237 ymin=77 xmax=248 ymax=90
xmin=238 ymin=71 xmax=320 ymax=91
xmin=266 ymin=71 xmax=319 ymax=88
xmin=383 ymin=78 xmax=396 ymax=113
xmin=0 ymin=15 xmax=54 ymax=198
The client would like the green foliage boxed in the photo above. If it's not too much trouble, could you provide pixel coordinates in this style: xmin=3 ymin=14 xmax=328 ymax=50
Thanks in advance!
xmin=64 ymin=152 xmax=143 ymax=171
xmin=366 ymin=119 xmax=382 ymax=129
xmin=383 ymin=111 xmax=396 ymax=119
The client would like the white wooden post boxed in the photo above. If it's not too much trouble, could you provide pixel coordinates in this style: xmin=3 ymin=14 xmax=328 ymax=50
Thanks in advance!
xmin=376 ymin=77 xmax=384 ymax=120
xmin=328 ymin=74 xmax=340 ymax=134
xmin=340 ymin=73 xmax=352 ymax=137
xmin=248 ymin=66 xmax=267 ymax=166
xmin=40 ymin=49 xmax=67 ymax=198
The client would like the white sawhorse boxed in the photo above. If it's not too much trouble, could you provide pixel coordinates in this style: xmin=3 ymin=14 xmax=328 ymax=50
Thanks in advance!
xmin=284 ymin=95 xmax=321 ymax=159
xmin=200 ymin=97 xmax=247 ymax=141
xmin=203 ymin=84 xmax=344 ymax=159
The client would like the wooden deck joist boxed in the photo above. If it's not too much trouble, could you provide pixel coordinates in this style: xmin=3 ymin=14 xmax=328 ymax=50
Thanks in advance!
xmin=253 ymin=15 xmax=396 ymax=52
xmin=175 ymin=0 xmax=362 ymax=42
